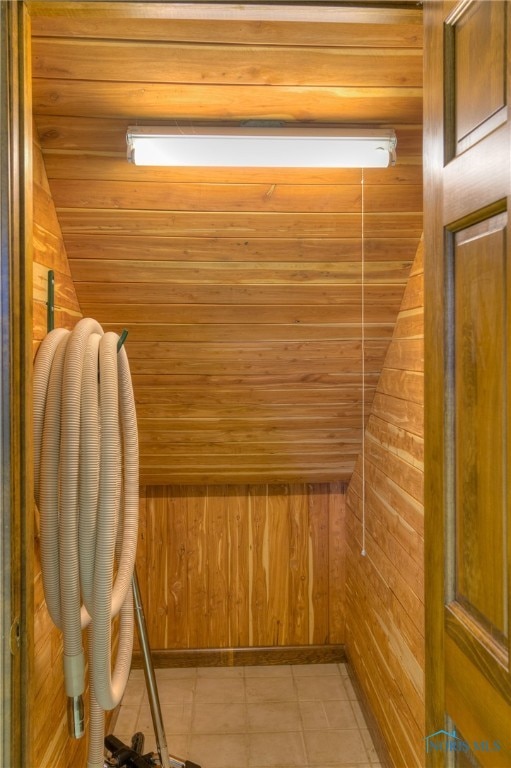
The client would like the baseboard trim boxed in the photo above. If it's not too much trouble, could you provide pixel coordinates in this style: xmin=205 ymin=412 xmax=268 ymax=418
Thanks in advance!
xmin=345 ymin=650 xmax=393 ymax=768
xmin=132 ymin=644 xmax=345 ymax=669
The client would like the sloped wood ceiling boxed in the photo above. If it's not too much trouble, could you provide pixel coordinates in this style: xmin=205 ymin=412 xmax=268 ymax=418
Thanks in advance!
xmin=30 ymin=2 xmax=423 ymax=485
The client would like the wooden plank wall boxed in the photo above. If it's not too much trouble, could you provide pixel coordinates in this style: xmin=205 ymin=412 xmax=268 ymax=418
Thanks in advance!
xmin=136 ymin=482 xmax=345 ymax=652
xmin=345 ymin=239 xmax=424 ymax=767
xmin=30 ymin=3 xmax=424 ymax=486
xmin=32 ymin=134 xmax=87 ymax=768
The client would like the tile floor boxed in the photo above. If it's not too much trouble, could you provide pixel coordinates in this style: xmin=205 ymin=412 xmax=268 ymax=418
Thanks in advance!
xmin=112 ymin=663 xmax=381 ymax=768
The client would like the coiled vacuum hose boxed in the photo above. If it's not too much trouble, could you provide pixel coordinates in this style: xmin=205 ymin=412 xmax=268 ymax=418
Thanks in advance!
xmin=33 ymin=318 xmax=139 ymax=768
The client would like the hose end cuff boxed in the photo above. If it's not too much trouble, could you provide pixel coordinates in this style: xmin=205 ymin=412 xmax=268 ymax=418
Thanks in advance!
xmin=67 ymin=694 xmax=85 ymax=739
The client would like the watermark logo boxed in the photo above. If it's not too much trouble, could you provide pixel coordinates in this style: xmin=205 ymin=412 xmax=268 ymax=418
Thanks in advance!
xmin=424 ymin=729 xmax=502 ymax=754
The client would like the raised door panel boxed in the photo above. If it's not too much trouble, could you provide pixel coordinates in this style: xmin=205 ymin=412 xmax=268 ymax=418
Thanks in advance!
xmin=453 ymin=214 xmax=508 ymax=643
xmin=453 ymin=0 xmax=506 ymax=151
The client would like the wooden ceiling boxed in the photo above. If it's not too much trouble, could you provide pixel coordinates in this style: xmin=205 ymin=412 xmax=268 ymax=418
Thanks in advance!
xmin=29 ymin=1 xmax=423 ymax=486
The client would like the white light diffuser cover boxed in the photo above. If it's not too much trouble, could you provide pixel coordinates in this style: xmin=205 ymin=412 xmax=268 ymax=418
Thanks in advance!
xmin=126 ymin=126 xmax=397 ymax=168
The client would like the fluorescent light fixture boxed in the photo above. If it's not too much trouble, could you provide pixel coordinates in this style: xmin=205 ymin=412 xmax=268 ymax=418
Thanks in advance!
xmin=126 ymin=126 xmax=397 ymax=168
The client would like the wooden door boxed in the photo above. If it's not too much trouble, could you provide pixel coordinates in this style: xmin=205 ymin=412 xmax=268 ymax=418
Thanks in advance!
xmin=425 ymin=1 xmax=511 ymax=765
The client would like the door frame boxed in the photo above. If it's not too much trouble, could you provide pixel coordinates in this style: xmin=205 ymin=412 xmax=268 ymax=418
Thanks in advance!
xmin=424 ymin=4 xmax=446 ymax=764
xmin=0 ymin=1 xmax=33 ymax=765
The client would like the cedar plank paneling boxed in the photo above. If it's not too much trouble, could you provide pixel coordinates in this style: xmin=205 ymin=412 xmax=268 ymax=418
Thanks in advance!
xmin=32 ymin=79 xmax=423 ymax=122
xmin=50 ymin=179 xmax=365 ymax=212
xmin=328 ymin=486 xmax=346 ymax=645
xmin=32 ymin=137 xmax=88 ymax=768
xmin=129 ymin=362 xmax=376 ymax=378
xmin=345 ymin=239 xmax=424 ymax=767
xmin=146 ymin=487 xmax=168 ymax=647
xmin=250 ymin=485 xmax=269 ymax=646
xmin=33 ymin=222 xmax=73 ymax=274
xmin=30 ymin=14 xmax=422 ymax=49
xmin=227 ymin=486 xmax=250 ymax=647
xmin=33 ymin=181 xmax=63 ymax=237
xmin=68 ymin=259 xmax=412 ymax=285
xmin=134 ymin=386 xmax=375 ymax=407
xmin=392 ymin=307 xmax=424 ymax=339
xmin=365 ymin=415 xmax=423 ymax=469
xmin=376 ymin=368 xmax=423 ymax=402
xmin=308 ymin=485 xmax=330 ymax=644
xmin=136 ymin=483 xmax=345 ymax=650
xmin=74 ymin=302 xmax=402 ymax=326
xmin=61 ymin=234 xmax=417 ymax=263
xmin=124 ymin=339 xmax=388 ymax=359
xmin=288 ymin=485 xmax=309 ymax=645
xmin=42 ymin=152 xmax=423 ymax=185
xmin=166 ymin=487 xmax=189 ymax=649
xmin=267 ymin=488 xmax=291 ymax=645
xmin=132 ymin=373 xmax=374 ymax=388
xmin=32 ymin=38 xmax=422 ymax=87
xmin=206 ymin=486 xmax=230 ymax=646
xmin=108 ymin=325 xmax=392 ymax=342
xmin=134 ymin=487 xmax=148 ymax=652
xmin=28 ymin=2 xmax=421 ymax=26
xmin=33 ymin=260 xmax=80 ymax=312
xmin=371 ymin=391 xmax=423 ymax=437
xmin=140 ymin=471 xmax=353 ymax=486
xmin=136 ymin=426 xmax=360 ymax=445
xmin=48 ymin=178 xmax=421 ymax=219
xmin=70 ymin=282 xmax=406 ymax=306
xmin=138 ymin=448 xmax=356 ymax=464
xmin=56 ymin=210 xmax=423 ymax=239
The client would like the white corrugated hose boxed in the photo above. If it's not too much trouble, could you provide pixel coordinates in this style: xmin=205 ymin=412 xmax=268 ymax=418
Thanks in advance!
xmin=33 ymin=318 xmax=139 ymax=768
